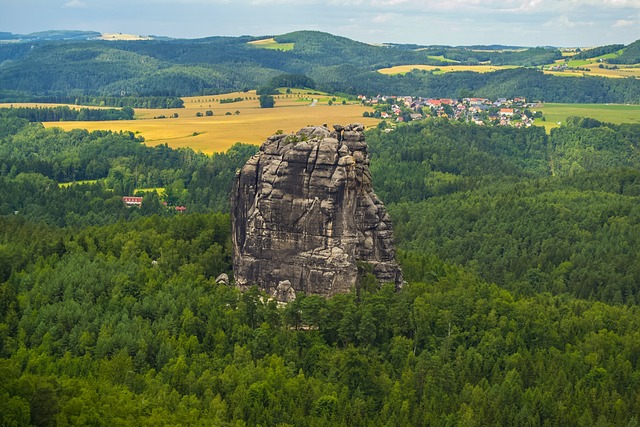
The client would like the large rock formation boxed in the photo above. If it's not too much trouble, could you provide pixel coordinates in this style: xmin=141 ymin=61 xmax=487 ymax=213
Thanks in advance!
xmin=231 ymin=123 xmax=402 ymax=298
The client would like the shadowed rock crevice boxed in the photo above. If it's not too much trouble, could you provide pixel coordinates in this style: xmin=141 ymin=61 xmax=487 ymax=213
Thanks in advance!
xmin=231 ymin=123 xmax=403 ymax=299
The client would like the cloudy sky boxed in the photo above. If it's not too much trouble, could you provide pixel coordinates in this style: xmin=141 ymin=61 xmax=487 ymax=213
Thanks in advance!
xmin=1 ymin=0 xmax=639 ymax=46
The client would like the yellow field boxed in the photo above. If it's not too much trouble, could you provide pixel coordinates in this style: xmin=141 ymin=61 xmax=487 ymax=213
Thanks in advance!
xmin=379 ymin=62 xmax=639 ymax=79
xmin=543 ymin=64 xmax=640 ymax=79
xmin=544 ymin=55 xmax=640 ymax=79
xmin=377 ymin=64 xmax=517 ymax=75
xmin=248 ymin=38 xmax=294 ymax=51
xmin=40 ymin=91 xmax=379 ymax=153
xmin=98 ymin=33 xmax=152 ymax=41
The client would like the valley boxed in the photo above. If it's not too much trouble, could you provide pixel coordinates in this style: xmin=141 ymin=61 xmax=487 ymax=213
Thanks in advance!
xmin=4 ymin=91 xmax=378 ymax=153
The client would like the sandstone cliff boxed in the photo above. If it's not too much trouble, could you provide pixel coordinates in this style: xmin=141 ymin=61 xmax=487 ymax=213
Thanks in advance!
xmin=231 ymin=123 xmax=402 ymax=299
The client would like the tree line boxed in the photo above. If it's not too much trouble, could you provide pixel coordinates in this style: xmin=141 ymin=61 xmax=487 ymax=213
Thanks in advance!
xmin=0 ymin=106 xmax=134 ymax=122
xmin=0 ymin=92 xmax=184 ymax=109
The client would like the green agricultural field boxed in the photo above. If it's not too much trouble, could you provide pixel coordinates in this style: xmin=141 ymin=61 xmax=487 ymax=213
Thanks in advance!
xmin=534 ymin=103 xmax=640 ymax=131
xmin=58 ymin=179 xmax=98 ymax=188
xmin=427 ymin=55 xmax=457 ymax=63
xmin=135 ymin=187 xmax=166 ymax=196
xmin=565 ymin=59 xmax=592 ymax=67
xmin=565 ymin=51 xmax=623 ymax=67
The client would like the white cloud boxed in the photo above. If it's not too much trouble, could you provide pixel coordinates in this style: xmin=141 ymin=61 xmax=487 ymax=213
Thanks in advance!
xmin=544 ymin=14 xmax=577 ymax=28
xmin=371 ymin=0 xmax=410 ymax=5
xmin=613 ymin=18 xmax=638 ymax=26
xmin=64 ymin=0 xmax=87 ymax=7
xmin=559 ymin=0 xmax=640 ymax=7
xmin=4 ymin=0 xmax=636 ymax=46
xmin=328 ymin=0 xmax=365 ymax=5
xmin=249 ymin=0 xmax=299 ymax=4
xmin=602 ymin=0 xmax=640 ymax=7
xmin=371 ymin=13 xmax=394 ymax=23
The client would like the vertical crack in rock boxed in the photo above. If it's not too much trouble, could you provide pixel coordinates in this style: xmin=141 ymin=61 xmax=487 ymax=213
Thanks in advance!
xmin=231 ymin=123 xmax=403 ymax=299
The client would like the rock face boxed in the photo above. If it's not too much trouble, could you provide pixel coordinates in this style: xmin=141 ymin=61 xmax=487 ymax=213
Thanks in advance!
xmin=231 ymin=123 xmax=403 ymax=298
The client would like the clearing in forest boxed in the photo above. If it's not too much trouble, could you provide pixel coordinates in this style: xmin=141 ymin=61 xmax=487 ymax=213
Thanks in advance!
xmin=377 ymin=64 xmax=518 ymax=75
xmin=248 ymin=38 xmax=294 ymax=51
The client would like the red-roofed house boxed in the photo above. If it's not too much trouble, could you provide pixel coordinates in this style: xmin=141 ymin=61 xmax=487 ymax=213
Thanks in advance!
xmin=500 ymin=108 xmax=514 ymax=116
xmin=122 ymin=196 xmax=143 ymax=207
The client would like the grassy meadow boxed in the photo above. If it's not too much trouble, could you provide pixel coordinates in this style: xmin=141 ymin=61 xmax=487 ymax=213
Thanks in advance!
xmin=58 ymin=179 xmax=98 ymax=188
xmin=426 ymin=55 xmax=458 ymax=63
xmin=37 ymin=90 xmax=379 ymax=153
xmin=134 ymin=187 xmax=166 ymax=196
xmin=534 ymin=103 xmax=640 ymax=131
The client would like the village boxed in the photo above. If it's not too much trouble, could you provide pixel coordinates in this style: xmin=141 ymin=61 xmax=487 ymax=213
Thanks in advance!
xmin=360 ymin=95 xmax=543 ymax=127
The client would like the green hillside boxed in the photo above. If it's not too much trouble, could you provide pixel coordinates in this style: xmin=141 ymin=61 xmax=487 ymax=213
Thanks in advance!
xmin=608 ymin=39 xmax=640 ymax=64
xmin=571 ymin=44 xmax=624 ymax=60
xmin=0 ymin=32 xmax=638 ymax=103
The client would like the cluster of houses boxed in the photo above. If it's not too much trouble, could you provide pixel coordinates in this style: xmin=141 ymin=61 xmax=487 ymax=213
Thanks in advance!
xmin=122 ymin=196 xmax=187 ymax=212
xmin=360 ymin=95 xmax=540 ymax=127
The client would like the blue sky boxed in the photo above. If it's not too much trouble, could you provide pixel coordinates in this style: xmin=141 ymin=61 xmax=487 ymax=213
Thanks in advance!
xmin=1 ymin=0 xmax=639 ymax=46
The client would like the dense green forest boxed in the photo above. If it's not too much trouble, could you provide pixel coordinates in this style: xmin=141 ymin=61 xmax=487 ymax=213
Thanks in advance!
xmin=0 ymin=115 xmax=257 ymax=222
xmin=0 ymin=31 xmax=638 ymax=103
xmin=2 ymin=116 xmax=640 ymax=425
xmin=368 ymin=119 xmax=640 ymax=304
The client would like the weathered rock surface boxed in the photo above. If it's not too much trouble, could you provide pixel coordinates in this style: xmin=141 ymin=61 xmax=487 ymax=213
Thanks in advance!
xmin=231 ymin=123 xmax=403 ymax=297
xmin=215 ymin=273 xmax=229 ymax=285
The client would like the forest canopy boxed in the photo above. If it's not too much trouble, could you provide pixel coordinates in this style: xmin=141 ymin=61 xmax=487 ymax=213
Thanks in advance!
xmin=1 ymin=116 xmax=640 ymax=425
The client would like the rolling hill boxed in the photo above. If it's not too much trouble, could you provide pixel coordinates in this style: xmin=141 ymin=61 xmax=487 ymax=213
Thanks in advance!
xmin=0 ymin=31 xmax=638 ymax=103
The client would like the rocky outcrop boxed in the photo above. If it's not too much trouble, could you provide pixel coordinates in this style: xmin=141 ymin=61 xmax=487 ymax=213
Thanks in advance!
xmin=231 ymin=123 xmax=402 ymax=298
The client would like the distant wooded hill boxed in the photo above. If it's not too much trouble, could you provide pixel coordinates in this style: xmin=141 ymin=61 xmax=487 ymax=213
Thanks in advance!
xmin=0 ymin=31 xmax=638 ymax=103
xmin=0 ymin=30 xmax=102 ymax=41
